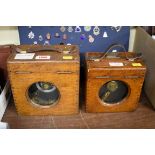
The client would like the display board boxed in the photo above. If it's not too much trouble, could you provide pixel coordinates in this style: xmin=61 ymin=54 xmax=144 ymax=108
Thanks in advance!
xmin=18 ymin=26 xmax=130 ymax=53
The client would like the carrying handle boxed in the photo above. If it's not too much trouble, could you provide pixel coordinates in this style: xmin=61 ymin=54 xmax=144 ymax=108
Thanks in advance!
xmin=97 ymin=43 xmax=126 ymax=61
xmin=92 ymin=43 xmax=142 ymax=61
xmin=16 ymin=46 xmax=61 ymax=53
xmin=27 ymin=47 xmax=61 ymax=53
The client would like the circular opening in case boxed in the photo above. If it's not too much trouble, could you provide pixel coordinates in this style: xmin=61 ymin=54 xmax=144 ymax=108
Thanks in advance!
xmin=99 ymin=80 xmax=129 ymax=104
xmin=27 ymin=81 xmax=60 ymax=107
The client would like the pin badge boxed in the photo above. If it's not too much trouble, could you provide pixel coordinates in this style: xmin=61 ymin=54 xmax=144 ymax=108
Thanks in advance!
xmin=28 ymin=31 xmax=35 ymax=39
xmin=80 ymin=34 xmax=86 ymax=40
xmin=75 ymin=26 xmax=81 ymax=32
xmin=63 ymin=34 xmax=67 ymax=40
xmin=39 ymin=35 xmax=43 ymax=41
xmin=68 ymin=26 xmax=73 ymax=32
xmin=88 ymin=35 xmax=94 ymax=43
xmin=93 ymin=26 xmax=100 ymax=36
xmin=111 ymin=26 xmax=122 ymax=32
xmin=44 ymin=40 xmax=50 ymax=45
xmin=103 ymin=31 xmax=108 ymax=38
xmin=84 ymin=26 xmax=91 ymax=32
xmin=33 ymin=41 xmax=38 ymax=44
xmin=46 ymin=33 xmax=51 ymax=40
xmin=55 ymin=33 xmax=60 ymax=38
xmin=60 ymin=26 xmax=66 ymax=32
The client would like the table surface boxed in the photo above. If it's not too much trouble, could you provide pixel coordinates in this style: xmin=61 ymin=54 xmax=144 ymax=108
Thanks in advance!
xmin=2 ymin=93 xmax=155 ymax=129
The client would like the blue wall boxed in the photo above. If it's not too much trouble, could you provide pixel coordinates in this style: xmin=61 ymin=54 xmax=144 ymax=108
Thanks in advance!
xmin=18 ymin=26 xmax=130 ymax=53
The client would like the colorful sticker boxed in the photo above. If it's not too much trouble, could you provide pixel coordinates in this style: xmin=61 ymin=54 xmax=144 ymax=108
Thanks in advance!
xmin=75 ymin=26 xmax=81 ymax=32
xmin=88 ymin=35 xmax=94 ymax=43
xmin=132 ymin=63 xmax=142 ymax=67
xmin=84 ymin=26 xmax=91 ymax=32
xmin=39 ymin=35 xmax=43 ymax=41
xmin=60 ymin=26 xmax=66 ymax=32
xmin=46 ymin=33 xmax=51 ymax=40
xmin=93 ymin=26 xmax=100 ymax=36
xmin=68 ymin=26 xmax=73 ymax=32
xmin=63 ymin=56 xmax=73 ymax=60
xmin=103 ymin=31 xmax=108 ymax=38
xmin=80 ymin=34 xmax=86 ymax=40
xmin=28 ymin=31 xmax=35 ymax=39
xmin=111 ymin=26 xmax=122 ymax=32
xmin=55 ymin=33 xmax=60 ymax=38
xmin=35 ymin=55 xmax=51 ymax=60
xmin=63 ymin=34 xmax=67 ymax=40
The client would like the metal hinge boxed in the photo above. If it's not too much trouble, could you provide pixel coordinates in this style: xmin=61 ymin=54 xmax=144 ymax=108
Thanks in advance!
xmin=96 ymin=76 xmax=141 ymax=79
xmin=56 ymin=71 xmax=73 ymax=74
xmin=15 ymin=71 xmax=32 ymax=74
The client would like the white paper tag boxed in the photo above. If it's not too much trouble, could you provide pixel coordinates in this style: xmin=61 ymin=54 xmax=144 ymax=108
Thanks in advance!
xmin=14 ymin=53 xmax=35 ymax=60
xmin=112 ymin=50 xmax=117 ymax=52
xmin=109 ymin=62 xmax=124 ymax=66
xmin=152 ymin=35 xmax=155 ymax=40
xmin=35 ymin=55 xmax=51 ymax=60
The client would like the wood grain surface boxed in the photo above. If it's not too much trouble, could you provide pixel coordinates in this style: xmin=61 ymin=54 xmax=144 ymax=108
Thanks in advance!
xmin=85 ymin=52 xmax=146 ymax=113
xmin=7 ymin=45 xmax=80 ymax=115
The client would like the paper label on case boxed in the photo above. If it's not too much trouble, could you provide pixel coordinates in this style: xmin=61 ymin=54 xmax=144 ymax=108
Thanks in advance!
xmin=14 ymin=53 xmax=35 ymax=60
xmin=109 ymin=62 xmax=124 ymax=66
xmin=63 ymin=56 xmax=73 ymax=60
xmin=19 ymin=50 xmax=27 ymax=54
xmin=35 ymin=55 xmax=51 ymax=60
xmin=132 ymin=63 xmax=142 ymax=67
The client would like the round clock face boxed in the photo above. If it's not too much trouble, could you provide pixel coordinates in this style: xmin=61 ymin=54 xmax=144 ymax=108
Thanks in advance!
xmin=27 ymin=81 xmax=60 ymax=107
xmin=99 ymin=80 xmax=129 ymax=104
